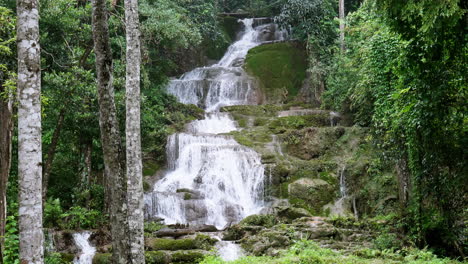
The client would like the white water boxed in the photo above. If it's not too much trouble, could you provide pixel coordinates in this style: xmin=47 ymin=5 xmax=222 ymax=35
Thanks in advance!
xmin=145 ymin=18 xmax=287 ymax=233
xmin=73 ymin=232 xmax=96 ymax=264
xmin=216 ymin=240 xmax=245 ymax=261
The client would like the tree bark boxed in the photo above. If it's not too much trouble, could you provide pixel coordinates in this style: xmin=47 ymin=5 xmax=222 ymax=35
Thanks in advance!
xmin=0 ymin=83 xmax=13 ymax=264
xmin=16 ymin=0 xmax=44 ymax=263
xmin=91 ymin=0 xmax=129 ymax=263
xmin=81 ymin=141 xmax=92 ymax=187
xmin=125 ymin=0 xmax=145 ymax=262
xmin=339 ymin=0 xmax=346 ymax=52
xmin=42 ymin=108 xmax=65 ymax=202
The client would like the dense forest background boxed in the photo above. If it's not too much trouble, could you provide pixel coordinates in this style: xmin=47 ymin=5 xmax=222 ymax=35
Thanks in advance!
xmin=0 ymin=0 xmax=466 ymax=262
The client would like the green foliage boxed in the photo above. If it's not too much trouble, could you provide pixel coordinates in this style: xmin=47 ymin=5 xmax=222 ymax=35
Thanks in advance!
xmin=59 ymin=206 xmax=106 ymax=230
xmin=324 ymin=0 xmax=467 ymax=255
xmin=373 ymin=233 xmax=403 ymax=251
xmin=44 ymin=198 xmax=106 ymax=230
xmin=0 ymin=6 xmax=16 ymax=91
xmin=3 ymin=214 xmax=19 ymax=264
xmin=45 ymin=252 xmax=69 ymax=264
xmin=144 ymin=221 xmax=165 ymax=234
xmin=44 ymin=198 xmax=64 ymax=228
xmin=218 ymin=0 xmax=285 ymax=16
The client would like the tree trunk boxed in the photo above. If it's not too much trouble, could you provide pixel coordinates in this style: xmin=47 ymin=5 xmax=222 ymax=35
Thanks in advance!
xmin=339 ymin=0 xmax=346 ymax=52
xmin=16 ymin=0 xmax=44 ymax=263
xmin=0 ymin=84 xmax=13 ymax=264
xmin=42 ymin=108 xmax=65 ymax=202
xmin=81 ymin=141 xmax=92 ymax=187
xmin=91 ymin=0 xmax=129 ymax=263
xmin=125 ymin=0 xmax=145 ymax=262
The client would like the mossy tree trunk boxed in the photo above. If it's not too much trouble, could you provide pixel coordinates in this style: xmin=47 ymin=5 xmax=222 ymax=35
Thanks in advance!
xmin=91 ymin=0 xmax=129 ymax=262
xmin=0 ymin=80 xmax=13 ymax=264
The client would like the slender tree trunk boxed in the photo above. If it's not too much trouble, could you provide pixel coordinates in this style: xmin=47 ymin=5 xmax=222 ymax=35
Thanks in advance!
xmin=125 ymin=0 xmax=145 ymax=262
xmin=16 ymin=0 xmax=44 ymax=263
xmin=0 ymin=84 xmax=13 ymax=264
xmin=42 ymin=108 xmax=65 ymax=202
xmin=91 ymin=0 xmax=129 ymax=263
xmin=339 ymin=0 xmax=346 ymax=52
xmin=81 ymin=141 xmax=92 ymax=187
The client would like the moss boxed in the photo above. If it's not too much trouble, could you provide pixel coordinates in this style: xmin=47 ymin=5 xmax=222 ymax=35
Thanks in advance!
xmin=143 ymin=181 xmax=151 ymax=192
xmin=221 ymin=105 xmax=281 ymax=117
xmin=143 ymin=161 xmax=161 ymax=176
xmin=60 ymin=253 xmax=75 ymax=262
xmin=244 ymin=43 xmax=307 ymax=102
xmin=183 ymin=193 xmax=192 ymax=200
xmin=149 ymin=234 xmax=216 ymax=251
xmin=239 ymin=214 xmax=277 ymax=228
xmin=268 ymin=114 xmax=330 ymax=133
xmin=171 ymin=250 xmax=205 ymax=263
xmin=93 ymin=253 xmax=111 ymax=264
xmin=145 ymin=251 xmax=169 ymax=264
xmin=151 ymin=238 xmax=197 ymax=251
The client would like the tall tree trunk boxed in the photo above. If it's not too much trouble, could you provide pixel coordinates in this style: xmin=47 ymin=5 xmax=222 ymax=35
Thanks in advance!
xmin=125 ymin=0 xmax=145 ymax=262
xmin=16 ymin=0 xmax=44 ymax=263
xmin=81 ymin=141 xmax=92 ymax=187
xmin=91 ymin=0 xmax=129 ymax=263
xmin=339 ymin=0 xmax=346 ymax=52
xmin=42 ymin=108 xmax=65 ymax=202
xmin=0 ymin=84 xmax=13 ymax=264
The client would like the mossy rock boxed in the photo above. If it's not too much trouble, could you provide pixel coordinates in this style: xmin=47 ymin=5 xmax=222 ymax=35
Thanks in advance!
xmin=275 ymin=206 xmax=312 ymax=221
xmin=268 ymin=115 xmax=330 ymax=133
xmin=150 ymin=238 xmax=197 ymax=251
xmin=92 ymin=253 xmax=111 ymax=264
xmin=148 ymin=234 xmax=216 ymax=251
xmin=170 ymin=250 xmax=206 ymax=264
xmin=145 ymin=251 xmax=170 ymax=264
xmin=244 ymin=42 xmax=307 ymax=103
xmin=221 ymin=105 xmax=281 ymax=117
xmin=240 ymin=230 xmax=291 ymax=256
xmin=282 ymin=127 xmax=346 ymax=160
xmin=288 ymin=178 xmax=336 ymax=214
xmin=239 ymin=214 xmax=277 ymax=227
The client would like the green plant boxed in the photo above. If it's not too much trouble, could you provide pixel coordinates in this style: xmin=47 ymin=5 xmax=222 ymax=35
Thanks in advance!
xmin=44 ymin=198 xmax=64 ymax=228
xmin=60 ymin=206 xmax=105 ymax=229
xmin=3 ymin=215 xmax=19 ymax=264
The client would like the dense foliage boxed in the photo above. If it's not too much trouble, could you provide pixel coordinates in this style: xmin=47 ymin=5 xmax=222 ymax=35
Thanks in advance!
xmin=0 ymin=0 xmax=466 ymax=261
xmin=324 ymin=0 xmax=467 ymax=256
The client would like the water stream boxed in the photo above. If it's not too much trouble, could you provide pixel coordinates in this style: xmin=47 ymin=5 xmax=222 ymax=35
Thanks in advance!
xmin=144 ymin=18 xmax=287 ymax=259
xmin=73 ymin=232 xmax=96 ymax=264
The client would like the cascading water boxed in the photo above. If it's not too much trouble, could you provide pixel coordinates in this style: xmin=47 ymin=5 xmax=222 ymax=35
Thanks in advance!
xmin=73 ymin=232 xmax=96 ymax=264
xmin=145 ymin=19 xmax=288 ymax=230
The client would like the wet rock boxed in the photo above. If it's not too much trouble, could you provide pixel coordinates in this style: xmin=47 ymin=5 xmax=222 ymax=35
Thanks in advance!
xmin=154 ymin=228 xmax=195 ymax=238
xmin=184 ymin=200 xmax=208 ymax=222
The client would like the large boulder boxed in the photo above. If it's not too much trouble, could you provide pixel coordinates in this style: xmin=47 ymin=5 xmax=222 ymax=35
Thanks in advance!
xmin=288 ymin=178 xmax=335 ymax=213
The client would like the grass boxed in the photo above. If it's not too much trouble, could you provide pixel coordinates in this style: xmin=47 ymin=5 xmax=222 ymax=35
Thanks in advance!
xmin=200 ymin=241 xmax=464 ymax=264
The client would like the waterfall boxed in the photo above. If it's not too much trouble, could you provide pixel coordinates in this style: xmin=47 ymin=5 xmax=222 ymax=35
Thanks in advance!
xmin=339 ymin=166 xmax=347 ymax=198
xmin=73 ymin=232 xmax=96 ymax=264
xmin=145 ymin=19 xmax=288 ymax=230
